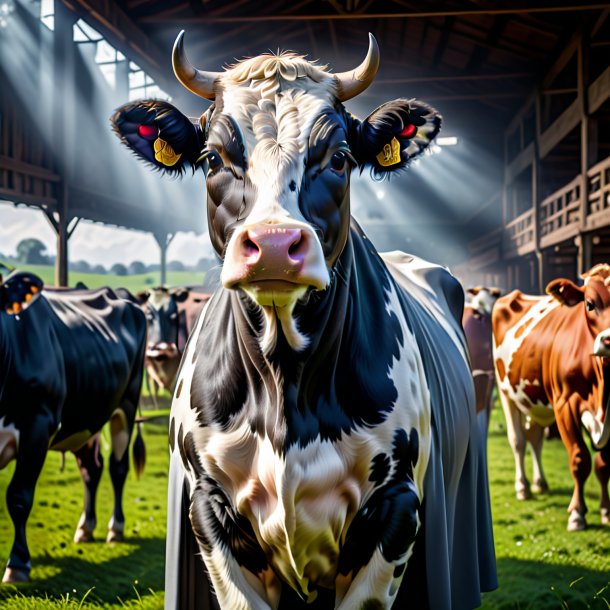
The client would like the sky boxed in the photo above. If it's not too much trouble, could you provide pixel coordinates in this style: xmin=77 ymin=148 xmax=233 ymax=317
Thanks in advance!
xmin=0 ymin=202 xmax=216 ymax=267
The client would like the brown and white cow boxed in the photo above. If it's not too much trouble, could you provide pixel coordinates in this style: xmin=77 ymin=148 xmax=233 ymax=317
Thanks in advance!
xmin=463 ymin=286 xmax=501 ymax=435
xmin=493 ymin=265 xmax=610 ymax=530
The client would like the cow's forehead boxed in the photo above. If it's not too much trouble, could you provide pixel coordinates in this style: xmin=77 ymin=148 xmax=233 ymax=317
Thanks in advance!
xmin=586 ymin=276 xmax=610 ymax=304
xmin=148 ymin=289 xmax=173 ymax=310
xmin=211 ymin=53 xmax=339 ymax=162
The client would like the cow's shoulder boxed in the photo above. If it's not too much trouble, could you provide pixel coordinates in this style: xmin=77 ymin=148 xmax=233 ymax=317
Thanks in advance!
xmin=492 ymin=290 xmax=549 ymax=348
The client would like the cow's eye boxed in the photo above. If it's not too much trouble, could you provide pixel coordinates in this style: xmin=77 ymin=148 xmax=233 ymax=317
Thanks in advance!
xmin=330 ymin=150 xmax=348 ymax=174
xmin=586 ymin=299 xmax=595 ymax=312
xmin=206 ymin=150 xmax=224 ymax=174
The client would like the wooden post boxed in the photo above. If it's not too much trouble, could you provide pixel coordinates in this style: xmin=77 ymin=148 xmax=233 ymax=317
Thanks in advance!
xmin=154 ymin=232 xmax=175 ymax=286
xmin=52 ymin=2 xmax=77 ymax=286
xmin=578 ymin=27 xmax=591 ymax=277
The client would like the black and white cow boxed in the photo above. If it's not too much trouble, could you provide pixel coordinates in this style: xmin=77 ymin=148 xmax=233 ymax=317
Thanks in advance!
xmin=112 ymin=32 xmax=496 ymax=610
xmin=137 ymin=286 xmax=190 ymax=405
xmin=0 ymin=272 xmax=147 ymax=583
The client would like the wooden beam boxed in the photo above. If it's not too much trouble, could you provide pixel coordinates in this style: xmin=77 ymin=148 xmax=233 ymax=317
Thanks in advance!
xmin=139 ymin=4 xmax=610 ymax=23
xmin=374 ymin=72 xmax=531 ymax=85
xmin=58 ymin=0 xmax=177 ymax=95
xmin=589 ymin=64 xmax=610 ymax=114
xmin=539 ymin=99 xmax=581 ymax=158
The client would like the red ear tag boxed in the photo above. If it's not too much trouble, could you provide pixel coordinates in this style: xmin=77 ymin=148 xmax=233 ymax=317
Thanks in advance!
xmin=138 ymin=124 xmax=159 ymax=140
xmin=399 ymin=124 xmax=417 ymax=138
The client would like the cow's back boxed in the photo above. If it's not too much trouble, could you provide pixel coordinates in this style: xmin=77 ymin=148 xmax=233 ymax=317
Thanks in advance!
xmin=0 ymin=288 xmax=146 ymax=444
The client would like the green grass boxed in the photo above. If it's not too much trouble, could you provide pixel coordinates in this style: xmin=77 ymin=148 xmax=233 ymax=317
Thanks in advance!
xmin=0 ymin=414 xmax=170 ymax=609
xmin=1 ymin=405 xmax=609 ymax=608
xmin=3 ymin=263 xmax=203 ymax=292
xmin=481 ymin=407 xmax=610 ymax=609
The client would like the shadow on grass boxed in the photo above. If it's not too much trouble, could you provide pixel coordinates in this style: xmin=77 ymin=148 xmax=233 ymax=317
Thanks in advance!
xmin=0 ymin=536 xmax=165 ymax=606
xmin=482 ymin=557 xmax=610 ymax=610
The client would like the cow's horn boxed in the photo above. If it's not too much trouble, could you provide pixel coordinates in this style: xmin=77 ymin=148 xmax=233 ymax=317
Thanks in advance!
xmin=172 ymin=30 xmax=219 ymax=100
xmin=334 ymin=33 xmax=380 ymax=101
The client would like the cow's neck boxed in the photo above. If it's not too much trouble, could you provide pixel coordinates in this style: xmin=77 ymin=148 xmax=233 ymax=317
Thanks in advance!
xmin=224 ymin=222 xmax=404 ymax=450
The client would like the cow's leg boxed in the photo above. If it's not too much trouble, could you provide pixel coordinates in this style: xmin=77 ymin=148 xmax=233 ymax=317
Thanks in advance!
xmin=594 ymin=444 xmax=610 ymax=525
xmin=73 ymin=434 xmax=103 ymax=543
xmin=555 ymin=401 xmax=591 ymax=531
xmin=106 ymin=410 xmax=131 ymax=543
xmin=189 ymin=481 xmax=277 ymax=610
xmin=3 ymin=415 xmax=54 ymax=583
xmin=335 ymin=476 xmax=421 ymax=609
xmin=146 ymin=370 xmax=159 ymax=410
xmin=525 ymin=421 xmax=549 ymax=494
xmin=498 ymin=391 xmax=530 ymax=499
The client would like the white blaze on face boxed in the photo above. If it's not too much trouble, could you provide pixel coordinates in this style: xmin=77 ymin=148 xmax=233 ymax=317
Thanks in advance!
xmin=217 ymin=56 xmax=337 ymax=351
xmin=470 ymin=289 xmax=497 ymax=316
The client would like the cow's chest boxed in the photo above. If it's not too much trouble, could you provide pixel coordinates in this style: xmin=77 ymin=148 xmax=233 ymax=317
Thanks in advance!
xmin=200 ymin=412 xmax=416 ymax=590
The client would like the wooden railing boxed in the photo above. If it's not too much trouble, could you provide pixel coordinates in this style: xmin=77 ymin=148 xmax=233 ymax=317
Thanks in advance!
xmin=586 ymin=156 xmax=610 ymax=230
xmin=504 ymin=209 xmax=535 ymax=256
xmin=539 ymin=175 xmax=582 ymax=248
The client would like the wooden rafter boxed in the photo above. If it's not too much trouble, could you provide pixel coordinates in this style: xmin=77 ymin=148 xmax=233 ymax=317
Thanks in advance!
xmin=138 ymin=4 xmax=610 ymax=24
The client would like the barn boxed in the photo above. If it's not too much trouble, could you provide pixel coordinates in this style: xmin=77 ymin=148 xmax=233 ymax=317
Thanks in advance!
xmin=1 ymin=1 xmax=610 ymax=609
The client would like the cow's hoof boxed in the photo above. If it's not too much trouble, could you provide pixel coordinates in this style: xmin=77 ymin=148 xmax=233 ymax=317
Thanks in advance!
xmin=74 ymin=527 xmax=95 ymax=543
xmin=567 ymin=511 xmax=586 ymax=531
xmin=106 ymin=529 xmax=124 ymax=543
xmin=516 ymin=488 xmax=532 ymax=501
xmin=532 ymin=480 xmax=549 ymax=494
xmin=2 ymin=567 xmax=30 ymax=584
xmin=601 ymin=508 xmax=610 ymax=525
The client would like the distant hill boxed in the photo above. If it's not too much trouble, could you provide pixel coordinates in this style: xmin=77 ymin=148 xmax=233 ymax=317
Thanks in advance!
xmin=1 ymin=262 xmax=205 ymax=292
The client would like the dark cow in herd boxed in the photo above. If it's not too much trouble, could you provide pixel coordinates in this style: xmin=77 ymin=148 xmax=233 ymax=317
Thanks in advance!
xmin=493 ymin=264 xmax=610 ymax=530
xmin=119 ymin=286 xmax=210 ymax=404
xmin=0 ymin=272 xmax=147 ymax=583
xmin=462 ymin=287 xmax=501 ymax=436
xmin=113 ymin=32 xmax=496 ymax=609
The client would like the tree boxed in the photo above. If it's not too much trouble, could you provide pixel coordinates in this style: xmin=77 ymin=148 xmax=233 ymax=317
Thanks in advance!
xmin=16 ymin=238 xmax=49 ymax=265
xmin=70 ymin=260 xmax=91 ymax=273
xmin=128 ymin=260 xmax=147 ymax=275
xmin=110 ymin=263 xmax=128 ymax=276
xmin=196 ymin=257 xmax=217 ymax=272
xmin=167 ymin=260 xmax=186 ymax=272
xmin=92 ymin=264 xmax=107 ymax=274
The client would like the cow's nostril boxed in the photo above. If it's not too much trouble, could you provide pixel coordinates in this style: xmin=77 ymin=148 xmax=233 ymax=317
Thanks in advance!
xmin=603 ymin=337 xmax=610 ymax=346
xmin=244 ymin=237 xmax=260 ymax=256
xmin=289 ymin=238 xmax=302 ymax=255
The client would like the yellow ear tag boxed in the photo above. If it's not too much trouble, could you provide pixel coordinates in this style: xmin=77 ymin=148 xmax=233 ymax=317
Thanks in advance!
xmin=154 ymin=138 xmax=182 ymax=167
xmin=376 ymin=137 xmax=401 ymax=167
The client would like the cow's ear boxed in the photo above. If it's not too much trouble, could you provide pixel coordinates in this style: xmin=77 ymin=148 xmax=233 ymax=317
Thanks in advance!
xmin=350 ymin=98 xmax=441 ymax=177
xmin=0 ymin=271 xmax=43 ymax=315
xmin=111 ymin=100 xmax=204 ymax=174
xmin=490 ymin=287 xmax=502 ymax=298
xmin=171 ymin=288 xmax=190 ymax=303
xmin=467 ymin=286 xmax=482 ymax=296
xmin=546 ymin=278 xmax=584 ymax=306
xmin=136 ymin=289 xmax=151 ymax=303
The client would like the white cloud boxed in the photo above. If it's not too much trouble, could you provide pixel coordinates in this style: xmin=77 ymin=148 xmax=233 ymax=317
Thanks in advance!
xmin=0 ymin=201 xmax=215 ymax=267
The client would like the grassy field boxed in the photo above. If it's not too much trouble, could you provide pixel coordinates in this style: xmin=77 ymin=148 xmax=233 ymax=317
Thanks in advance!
xmin=1 ymin=406 xmax=609 ymax=609
xmin=1 ymin=263 xmax=204 ymax=292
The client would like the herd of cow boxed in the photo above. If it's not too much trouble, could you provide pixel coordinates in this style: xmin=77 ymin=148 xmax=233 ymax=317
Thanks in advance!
xmin=1 ymin=30 xmax=609 ymax=610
